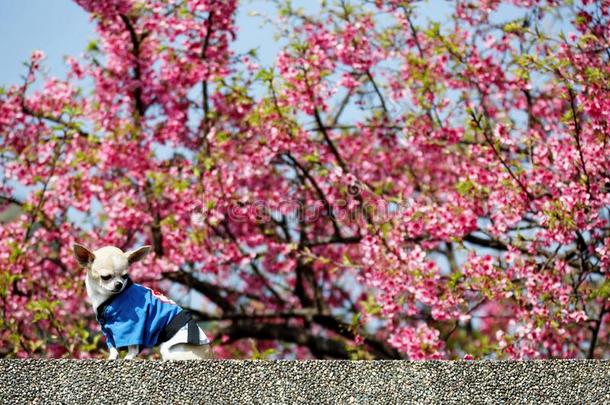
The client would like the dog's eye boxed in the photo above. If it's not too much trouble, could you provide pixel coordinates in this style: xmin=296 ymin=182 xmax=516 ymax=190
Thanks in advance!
xmin=101 ymin=275 xmax=112 ymax=281
xmin=121 ymin=274 xmax=128 ymax=279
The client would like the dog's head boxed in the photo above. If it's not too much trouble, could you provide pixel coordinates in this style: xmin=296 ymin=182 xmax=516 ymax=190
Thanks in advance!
xmin=73 ymin=244 xmax=151 ymax=294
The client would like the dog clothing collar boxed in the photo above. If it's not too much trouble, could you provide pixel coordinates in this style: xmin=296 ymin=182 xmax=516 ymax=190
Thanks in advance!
xmin=95 ymin=277 xmax=134 ymax=321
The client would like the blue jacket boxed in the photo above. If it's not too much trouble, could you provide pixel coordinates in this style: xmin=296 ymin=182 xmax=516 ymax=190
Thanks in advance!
xmin=96 ymin=279 xmax=183 ymax=350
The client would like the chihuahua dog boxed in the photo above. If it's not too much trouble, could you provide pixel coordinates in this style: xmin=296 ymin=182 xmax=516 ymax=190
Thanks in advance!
xmin=73 ymin=243 xmax=213 ymax=360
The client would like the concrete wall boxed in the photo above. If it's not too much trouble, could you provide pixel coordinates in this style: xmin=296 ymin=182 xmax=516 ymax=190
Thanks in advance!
xmin=1 ymin=360 xmax=609 ymax=404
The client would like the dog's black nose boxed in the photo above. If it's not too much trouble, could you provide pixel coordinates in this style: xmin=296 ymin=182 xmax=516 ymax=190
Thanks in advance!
xmin=114 ymin=281 xmax=123 ymax=290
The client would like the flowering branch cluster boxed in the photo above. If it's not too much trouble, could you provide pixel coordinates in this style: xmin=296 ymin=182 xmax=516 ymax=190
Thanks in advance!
xmin=0 ymin=0 xmax=608 ymax=359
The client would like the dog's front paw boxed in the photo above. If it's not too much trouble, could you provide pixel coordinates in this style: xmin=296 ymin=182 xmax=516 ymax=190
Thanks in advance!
xmin=125 ymin=344 xmax=139 ymax=360
xmin=108 ymin=347 xmax=119 ymax=360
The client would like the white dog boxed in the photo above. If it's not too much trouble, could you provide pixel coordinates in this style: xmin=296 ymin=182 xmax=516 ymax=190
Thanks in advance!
xmin=73 ymin=243 xmax=213 ymax=360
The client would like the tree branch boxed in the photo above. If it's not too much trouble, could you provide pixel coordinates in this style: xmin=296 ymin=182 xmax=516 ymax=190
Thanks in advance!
xmin=314 ymin=109 xmax=347 ymax=172
xmin=120 ymin=14 xmax=148 ymax=119
xmin=588 ymin=305 xmax=607 ymax=359
xmin=283 ymin=153 xmax=343 ymax=239
xmin=567 ymin=87 xmax=591 ymax=195
xmin=216 ymin=320 xmax=351 ymax=359
xmin=163 ymin=270 xmax=238 ymax=313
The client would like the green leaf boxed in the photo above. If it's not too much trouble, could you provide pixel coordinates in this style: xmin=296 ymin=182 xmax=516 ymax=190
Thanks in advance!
xmin=303 ymin=152 xmax=320 ymax=164
xmin=360 ymin=294 xmax=381 ymax=316
xmin=351 ymin=312 xmax=361 ymax=327
xmin=255 ymin=68 xmax=274 ymax=82
xmin=591 ymin=279 xmax=610 ymax=299
xmin=503 ymin=21 xmax=523 ymax=34
xmin=342 ymin=253 xmax=353 ymax=266
xmin=215 ymin=131 xmax=231 ymax=144
xmin=425 ymin=22 xmax=441 ymax=39
xmin=456 ymin=179 xmax=475 ymax=196
xmin=448 ymin=271 xmax=462 ymax=289
xmin=86 ymin=40 xmax=99 ymax=52
xmin=380 ymin=221 xmax=393 ymax=237
xmin=175 ymin=179 xmax=189 ymax=192
xmin=584 ymin=67 xmax=605 ymax=84
xmin=0 ymin=272 xmax=21 ymax=298
xmin=574 ymin=15 xmax=587 ymax=25
xmin=203 ymin=157 xmax=215 ymax=172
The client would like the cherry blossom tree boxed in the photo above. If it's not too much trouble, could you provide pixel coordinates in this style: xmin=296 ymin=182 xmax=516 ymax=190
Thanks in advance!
xmin=0 ymin=0 xmax=608 ymax=359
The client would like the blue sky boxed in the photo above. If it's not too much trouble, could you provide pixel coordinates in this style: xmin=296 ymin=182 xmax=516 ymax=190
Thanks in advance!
xmin=0 ymin=0 xmax=92 ymax=86
xmin=0 ymin=0 xmax=480 ymax=88
xmin=0 ymin=1 xmax=534 ymax=88
xmin=0 ymin=0 xmax=290 ymax=87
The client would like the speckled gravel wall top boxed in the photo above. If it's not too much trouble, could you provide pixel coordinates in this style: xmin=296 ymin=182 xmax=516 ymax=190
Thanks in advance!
xmin=1 ymin=360 xmax=609 ymax=404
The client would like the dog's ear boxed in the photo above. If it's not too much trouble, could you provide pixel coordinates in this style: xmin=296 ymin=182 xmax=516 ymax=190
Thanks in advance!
xmin=126 ymin=245 xmax=152 ymax=265
xmin=73 ymin=244 xmax=95 ymax=267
